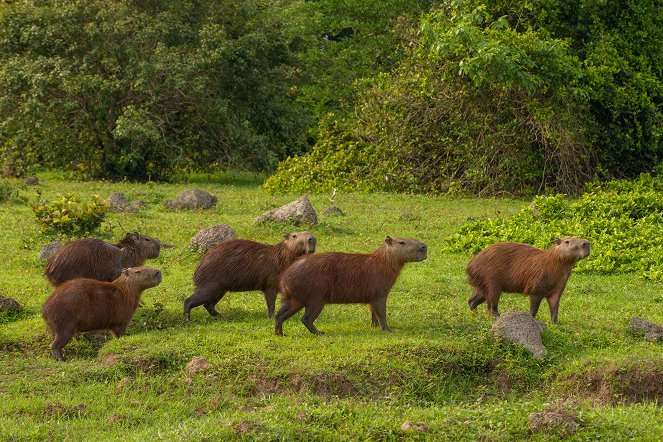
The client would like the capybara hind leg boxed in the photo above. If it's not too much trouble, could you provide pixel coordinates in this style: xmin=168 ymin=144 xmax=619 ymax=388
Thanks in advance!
xmin=547 ymin=292 xmax=562 ymax=324
xmin=50 ymin=328 xmax=75 ymax=361
xmin=529 ymin=295 xmax=544 ymax=318
xmin=275 ymin=299 xmax=304 ymax=336
xmin=264 ymin=288 xmax=278 ymax=319
xmin=301 ymin=304 xmax=325 ymax=335
xmin=111 ymin=324 xmax=128 ymax=338
xmin=183 ymin=290 xmax=207 ymax=321
xmin=468 ymin=290 xmax=486 ymax=310
xmin=370 ymin=298 xmax=391 ymax=332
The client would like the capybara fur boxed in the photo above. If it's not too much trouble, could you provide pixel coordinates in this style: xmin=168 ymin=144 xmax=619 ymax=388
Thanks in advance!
xmin=275 ymin=236 xmax=428 ymax=336
xmin=184 ymin=232 xmax=317 ymax=321
xmin=44 ymin=232 xmax=161 ymax=286
xmin=41 ymin=266 xmax=162 ymax=361
xmin=466 ymin=237 xmax=590 ymax=323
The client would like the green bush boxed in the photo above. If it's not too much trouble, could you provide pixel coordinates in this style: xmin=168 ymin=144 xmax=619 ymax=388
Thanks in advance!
xmin=443 ymin=174 xmax=663 ymax=281
xmin=32 ymin=193 xmax=108 ymax=237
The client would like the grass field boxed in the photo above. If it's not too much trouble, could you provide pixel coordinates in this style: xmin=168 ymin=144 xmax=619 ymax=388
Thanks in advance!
xmin=1 ymin=173 xmax=662 ymax=441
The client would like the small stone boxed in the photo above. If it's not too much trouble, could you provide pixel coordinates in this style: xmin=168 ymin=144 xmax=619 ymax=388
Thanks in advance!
xmin=39 ymin=240 xmax=62 ymax=261
xmin=323 ymin=206 xmax=343 ymax=215
xmin=24 ymin=176 xmax=39 ymax=185
xmin=400 ymin=421 xmax=429 ymax=432
xmin=296 ymin=410 xmax=308 ymax=421
xmin=528 ymin=408 xmax=578 ymax=434
xmin=189 ymin=224 xmax=237 ymax=252
xmin=164 ymin=190 xmax=217 ymax=210
xmin=108 ymin=192 xmax=144 ymax=212
xmin=185 ymin=356 xmax=213 ymax=375
xmin=0 ymin=296 xmax=21 ymax=313
xmin=490 ymin=310 xmax=547 ymax=358
xmin=629 ymin=317 xmax=663 ymax=342
xmin=255 ymin=196 xmax=317 ymax=225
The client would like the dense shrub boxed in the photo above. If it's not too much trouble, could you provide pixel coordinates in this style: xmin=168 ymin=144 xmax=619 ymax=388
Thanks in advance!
xmin=443 ymin=174 xmax=663 ymax=281
xmin=33 ymin=193 xmax=107 ymax=237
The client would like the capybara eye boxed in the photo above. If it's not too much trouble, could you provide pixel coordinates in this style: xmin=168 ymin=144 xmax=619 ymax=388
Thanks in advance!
xmin=398 ymin=241 xmax=405 ymax=245
xmin=292 ymin=234 xmax=297 ymax=238
xmin=564 ymin=240 xmax=570 ymax=244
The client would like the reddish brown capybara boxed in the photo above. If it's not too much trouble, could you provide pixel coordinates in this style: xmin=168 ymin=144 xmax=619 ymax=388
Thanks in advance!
xmin=466 ymin=237 xmax=590 ymax=323
xmin=41 ymin=266 xmax=162 ymax=361
xmin=184 ymin=232 xmax=317 ymax=321
xmin=44 ymin=232 xmax=161 ymax=286
xmin=275 ymin=236 xmax=428 ymax=336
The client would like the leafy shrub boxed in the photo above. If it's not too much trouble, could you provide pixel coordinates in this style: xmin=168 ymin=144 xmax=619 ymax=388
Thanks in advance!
xmin=32 ymin=193 xmax=108 ymax=237
xmin=443 ymin=175 xmax=663 ymax=281
xmin=0 ymin=180 xmax=16 ymax=202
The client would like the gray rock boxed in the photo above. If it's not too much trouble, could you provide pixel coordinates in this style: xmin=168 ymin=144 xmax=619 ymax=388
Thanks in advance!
xmin=490 ymin=310 xmax=547 ymax=357
xmin=255 ymin=196 xmax=317 ymax=225
xmin=164 ymin=189 xmax=217 ymax=210
xmin=108 ymin=192 xmax=145 ymax=212
xmin=0 ymin=295 xmax=21 ymax=313
xmin=630 ymin=316 xmax=663 ymax=342
xmin=24 ymin=176 xmax=39 ymax=185
xmin=323 ymin=206 xmax=343 ymax=216
xmin=189 ymin=224 xmax=237 ymax=251
xmin=528 ymin=407 xmax=578 ymax=434
xmin=39 ymin=240 xmax=62 ymax=261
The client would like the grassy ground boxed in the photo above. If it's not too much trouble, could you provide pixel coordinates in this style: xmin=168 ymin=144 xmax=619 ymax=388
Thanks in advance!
xmin=1 ymin=173 xmax=662 ymax=441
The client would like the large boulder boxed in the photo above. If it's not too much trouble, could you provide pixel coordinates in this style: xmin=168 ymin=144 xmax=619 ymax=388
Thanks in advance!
xmin=255 ymin=196 xmax=317 ymax=225
xmin=490 ymin=310 xmax=547 ymax=357
xmin=164 ymin=190 xmax=217 ymax=210
xmin=189 ymin=224 xmax=237 ymax=251
xmin=0 ymin=295 xmax=21 ymax=313
xmin=630 ymin=316 xmax=663 ymax=343
xmin=108 ymin=192 xmax=145 ymax=213
xmin=39 ymin=240 xmax=62 ymax=261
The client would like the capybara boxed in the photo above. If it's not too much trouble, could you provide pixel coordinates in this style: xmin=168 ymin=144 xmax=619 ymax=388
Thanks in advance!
xmin=44 ymin=232 xmax=161 ymax=286
xmin=41 ymin=266 xmax=162 ymax=361
xmin=466 ymin=237 xmax=590 ymax=323
xmin=184 ymin=232 xmax=317 ymax=321
xmin=275 ymin=236 xmax=428 ymax=336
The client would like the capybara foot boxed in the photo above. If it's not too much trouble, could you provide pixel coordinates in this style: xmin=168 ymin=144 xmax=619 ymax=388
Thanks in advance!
xmin=184 ymin=312 xmax=191 ymax=322
xmin=51 ymin=348 xmax=64 ymax=361
xmin=208 ymin=309 xmax=220 ymax=317
xmin=381 ymin=326 xmax=392 ymax=332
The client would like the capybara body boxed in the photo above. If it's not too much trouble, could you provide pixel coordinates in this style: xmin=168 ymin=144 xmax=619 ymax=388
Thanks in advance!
xmin=466 ymin=237 xmax=590 ymax=323
xmin=184 ymin=232 xmax=317 ymax=321
xmin=44 ymin=232 xmax=161 ymax=286
xmin=41 ymin=266 xmax=162 ymax=361
xmin=275 ymin=236 xmax=428 ymax=336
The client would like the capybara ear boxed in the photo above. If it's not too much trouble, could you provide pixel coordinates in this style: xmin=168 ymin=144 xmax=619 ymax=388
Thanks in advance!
xmin=385 ymin=236 xmax=393 ymax=245
xmin=121 ymin=268 xmax=129 ymax=276
xmin=554 ymin=237 xmax=562 ymax=245
xmin=283 ymin=233 xmax=291 ymax=240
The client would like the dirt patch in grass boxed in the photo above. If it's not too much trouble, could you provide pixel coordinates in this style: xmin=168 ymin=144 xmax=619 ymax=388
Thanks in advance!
xmin=559 ymin=362 xmax=663 ymax=404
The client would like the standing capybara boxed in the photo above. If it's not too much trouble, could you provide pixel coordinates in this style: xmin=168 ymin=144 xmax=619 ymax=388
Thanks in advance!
xmin=466 ymin=237 xmax=590 ymax=323
xmin=275 ymin=236 xmax=428 ymax=336
xmin=44 ymin=232 xmax=161 ymax=286
xmin=41 ymin=266 xmax=162 ymax=361
xmin=184 ymin=232 xmax=317 ymax=321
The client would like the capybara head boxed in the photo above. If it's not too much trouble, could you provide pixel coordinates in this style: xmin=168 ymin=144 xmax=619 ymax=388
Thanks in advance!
xmin=384 ymin=236 xmax=428 ymax=262
xmin=118 ymin=232 xmax=161 ymax=259
xmin=553 ymin=237 xmax=590 ymax=263
xmin=122 ymin=266 xmax=163 ymax=290
xmin=283 ymin=231 xmax=317 ymax=255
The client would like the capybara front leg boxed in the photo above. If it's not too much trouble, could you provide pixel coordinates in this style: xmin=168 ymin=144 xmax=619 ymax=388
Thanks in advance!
xmin=275 ymin=299 xmax=304 ymax=336
xmin=301 ymin=304 xmax=325 ymax=335
xmin=369 ymin=305 xmax=380 ymax=327
xmin=486 ymin=291 xmax=501 ymax=318
xmin=529 ymin=295 xmax=544 ymax=318
xmin=370 ymin=298 xmax=391 ymax=332
xmin=468 ymin=290 xmax=486 ymax=311
xmin=547 ymin=291 xmax=562 ymax=324
xmin=264 ymin=288 xmax=278 ymax=319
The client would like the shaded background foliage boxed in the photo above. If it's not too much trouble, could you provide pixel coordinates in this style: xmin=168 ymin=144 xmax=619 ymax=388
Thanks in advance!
xmin=0 ymin=0 xmax=661 ymax=193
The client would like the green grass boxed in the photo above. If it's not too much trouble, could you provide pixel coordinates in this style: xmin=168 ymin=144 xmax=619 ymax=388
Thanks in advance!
xmin=1 ymin=172 xmax=662 ymax=441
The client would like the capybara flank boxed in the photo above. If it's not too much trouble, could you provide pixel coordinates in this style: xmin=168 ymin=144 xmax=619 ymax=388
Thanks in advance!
xmin=41 ymin=266 xmax=162 ymax=361
xmin=466 ymin=237 xmax=590 ymax=323
xmin=184 ymin=232 xmax=317 ymax=321
xmin=44 ymin=232 xmax=161 ymax=286
xmin=275 ymin=236 xmax=428 ymax=336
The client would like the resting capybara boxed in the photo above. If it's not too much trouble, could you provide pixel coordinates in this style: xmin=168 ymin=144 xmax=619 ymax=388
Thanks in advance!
xmin=184 ymin=232 xmax=317 ymax=321
xmin=275 ymin=236 xmax=428 ymax=336
xmin=41 ymin=266 xmax=162 ymax=361
xmin=44 ymin=232 xmax=161 ymax=286
xmin=466 ymin=237 xmax=590 ymax=323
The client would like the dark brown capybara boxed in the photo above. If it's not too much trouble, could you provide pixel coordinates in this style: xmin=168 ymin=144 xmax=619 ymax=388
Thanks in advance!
xmin=275 ymin=236 xmax=428 ymax=336
xmin=466 ymin=237 xmax=590 ymax=323
xmin=41 ymin=266 xmax=162 ymax=361
xmin=44 ymin=232 xmax=161 ymax=286
xmin=184 ymin=232 xmax=317 ymax=321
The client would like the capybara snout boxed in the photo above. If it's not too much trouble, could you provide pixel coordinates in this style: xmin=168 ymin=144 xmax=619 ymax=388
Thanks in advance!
xmin=390 ymin=237 xmax=428 ymax=262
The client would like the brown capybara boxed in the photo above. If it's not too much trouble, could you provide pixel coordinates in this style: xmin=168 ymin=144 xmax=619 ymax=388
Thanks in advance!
xmin=44 ymin=232 xmax=161 ymax=286
xmin=184 ymin=232 xmax=317 ymax=321
xmin=275 ymin=236 xmax=428 ymax=336
xmin=466 ymin=237 xmax=590 ymax=323
xmin=41 ymin=266 xmax=162 ymax=361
